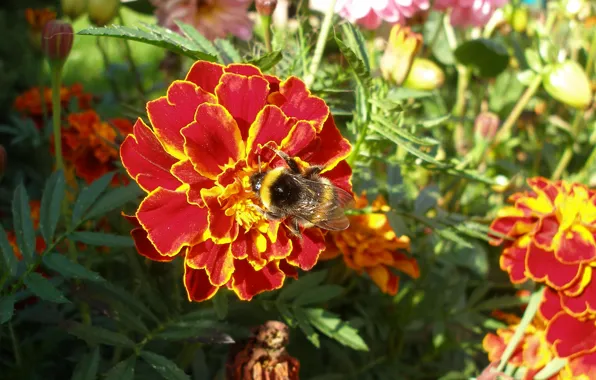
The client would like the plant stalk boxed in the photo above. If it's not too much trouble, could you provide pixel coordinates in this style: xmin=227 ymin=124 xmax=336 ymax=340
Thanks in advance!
xmin=304 ymin=0 xmax=337 ymax=87
xmin=261 ymin=14 xmax=273 ymax=53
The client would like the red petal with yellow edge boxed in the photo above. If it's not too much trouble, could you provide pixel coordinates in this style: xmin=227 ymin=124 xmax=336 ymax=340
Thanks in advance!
xmin=297 ymin=116 xmax=351 ymax=170
xmin=215 ymin=72 xmax=269 ymax=140
xmin=321 ymin=161 xmax=353 ymax=194
xmin=286 ymin=228 xmax=326 ymax=270
xmin=136 ymin=188 xmax=208 ymax=256
xmin=546 ymin=312 xmax=596 ymax=358
xmin=231 ymin=231 xmax=260 ymax=263
xmin=230 ymin=260 xmax=285 ymax=301
xmin=533 ymin=215 xmax=561 ymax=250
xmin=488 ymin=216 xmax=535 ymax=245
xmin=182 ymin=103 xmax=245 ymax=180
xmin=185 ymin=61 xmax=224 ymax=94
xmin=391 ymin=252 xmax=420 ymax=279
xmin=184 ymin=265 xmax=218 ymax=302
xmin=245 ymin=105 xmax=297 ymax=166
xmin=279 ymin=260 xmax=298 ymax=279
xmin=264 ymin=75 xmax=281 ymax=92
xmin=526 ymin=242 xmax=581 ymax=289
xmin=561 ymin=275 xmax=596 ymax=316
xmin=366 ymin=265 xmax=399 ymax=295
xmin=185 ymin=241 xmax=234 ymax=286
xmin=528 ymin=177 xmax=559 ymax=202
xmin=170 ymin=160 xmax=214 ymax=207
xmin=266 ymin=227 xmax=292 ymax=261
xmin=539 ymin=287 xmax=562 ymax=321
xmin=131 ymin=225 xmax=177 ymax=262
xmin=147 ymin=81 xmax=216 ymax=159
xmin=554 ymin=225 xmax=596 ymax=264
xmin=224 ymin=63 xmax=263 ymax=77
xmin=500 ymin=243 xmax=529 ymax=284
xmin=569 ymin=351 xmax=596 ymax=378
xmin=120 ymin=119 xmax=181 ymax=192
xmin=201 ymin=187 xmax=238 ymax=244
xmin=279 ymin=121 xmax=317 ymax=158
xmin=268 ymin=77 xmax=329 ymax=131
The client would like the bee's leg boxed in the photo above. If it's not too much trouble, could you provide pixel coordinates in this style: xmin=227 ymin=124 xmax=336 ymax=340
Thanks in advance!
xmin=271 ymin=148 xmax=302 ymax=174
xmin=250 ymin=204 xmax=283 ymax=221
xmin=286 ymin=217 xmax=303 ymax=239
xmin=303 ymin=165 xmax=324 ymax=179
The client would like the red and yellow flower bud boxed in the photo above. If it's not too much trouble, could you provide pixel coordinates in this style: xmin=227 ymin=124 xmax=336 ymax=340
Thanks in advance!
xmin=402 ymin=58 xmax=445 ymax=91
xmin=543 ymin=60 xmax=593 ymax=109
xmin=41 ymin=20 xmax=74 ymax=62
xmin=474 ymin=112 xmax=500 ymax=143
xmin=87 ymin=0 xmax=119 ymax=26
xmin=25 ymin=8 xmax=57 ymax=50
xmin=380 ymin=24 xmax=422 ymax=86
xmin=256 ymin=0 xmax=278 ymax=17
xmin=61 ymin=0 xmax=88 ymax=21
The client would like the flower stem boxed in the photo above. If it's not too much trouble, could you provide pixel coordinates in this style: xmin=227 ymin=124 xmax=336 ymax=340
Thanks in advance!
xmin=261 ymin=14 xmax=273 ymax=53
xmin=551 ymin=111 xmax=582 ymax=180
xmin=50 ymin=64 xmax=65 ymax=172
xmin=492 ymin=74 xmax=542 ymax=146
xmin=8 ymin=321 xmax=22 ymax=367
xmin=304 ymin=0 xmax=337 ymax=88
xmin=496 ymin=287 xmax=544 ymax=372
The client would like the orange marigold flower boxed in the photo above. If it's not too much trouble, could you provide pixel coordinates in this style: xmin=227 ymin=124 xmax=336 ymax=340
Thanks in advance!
xmin=320 ymin=193 xmax=418 ymax=295
xmin=61 ymin=110 xmax=133 ymax=184
xmin=489 ymin=177 xmax=596 ymax=291
xmin=120 ymin=61 xmax=353 ymax=302
xmin=25 ymin=8 xmax=56 ymax=31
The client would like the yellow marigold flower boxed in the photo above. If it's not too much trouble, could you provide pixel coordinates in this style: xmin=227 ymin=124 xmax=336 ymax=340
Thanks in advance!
xmin=321 ymin=193 xmax=419 ymax=295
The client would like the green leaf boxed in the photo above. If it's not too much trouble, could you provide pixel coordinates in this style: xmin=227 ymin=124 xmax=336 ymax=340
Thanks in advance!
xmin=43 ymin=253 xmax=105 ymax=282
xmin=71 ymin=347 xmax=100 ymax=380
xmin=387 ymin=87 xmax=433 ymax=101
xmin=278 ymin=270 xmax=328 ymax=302
xmin=24 ymin=272 xmax=70 ymax=304
xmin=334 ymin=38 xmax=370 ymax=86
xmin=71 ymin=172 xmax=114 ymax=225
xmin=12 ymin=184 xmax=35 ymax=262
xmin=84 ymin=183 xmax=143 ymax=221
xmin=78 ymin=24 xmax=218 ymax=62
xmin=372 ymin=116 xmax=439 ymax=146
xmin=293 ymin=307 xmax=321 ymax=348
xmin=0 ymin=225 xmax=17 ymax=278
xmin=40 ymin=170 xmax=66 ymax=244
xmin=67 ymin=323 xmax=136 ymax=348
xmin=416 ymin=114 xmax=451 ymax=129
xmin=525 ymin=49 xmax=543 ymax=72
xmin=174 ymin=21 xmax=220 ymax=60
xmin=141 ymin=351 xmax=191 ymax=380
xmin=68 ymin=231 xmax=134 ymax=248
xmin=105 ymin=356 xmax=136 ymax=380
xmin=303 ymin=308 xmax=369 ymax=351
xmin=339 ymin=23 xmax=370 ymax=73
xmin=293 ymin=285 xmax=343 ymax=307
xmin=0 ymin=295 xmax=15 ymax=324
xmin=247 ymin=51 xmax=283 ymax=71
xmin=472 ymin=296 xmax=528 ymax=312
xmin=214 ymin=39 xmax=241 ymax=64
xmin=154 ymin=320 xmax=220 ymax=341
xmin=454 ymin=38 xmax=509 ymax=78
xmin=212 ymin=290 xmax=228 ymax=320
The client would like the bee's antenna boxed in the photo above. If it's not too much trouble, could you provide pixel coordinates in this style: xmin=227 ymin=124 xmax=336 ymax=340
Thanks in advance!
xmin=258 ymin=155 xmax=261 ymax=173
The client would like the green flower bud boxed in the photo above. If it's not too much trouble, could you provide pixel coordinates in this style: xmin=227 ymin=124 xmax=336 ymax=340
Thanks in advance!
xmin=402 ymin=58 xmax=445 ymax=91
xmin=543 ymin=60 xmax=593 ymax=109
xmin=61 ymin=0 xmax=87 ymax=20
xmin=87 ymin=0 xmax=119 ymax=26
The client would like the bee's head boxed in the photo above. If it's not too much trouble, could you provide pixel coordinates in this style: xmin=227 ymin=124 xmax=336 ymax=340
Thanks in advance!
xmin=250 ymin=172 xmax=266 ymax=193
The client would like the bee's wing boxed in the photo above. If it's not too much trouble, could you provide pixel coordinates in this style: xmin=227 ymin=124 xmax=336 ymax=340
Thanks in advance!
xmin=291 ymin=176 xmax=354 ymax=231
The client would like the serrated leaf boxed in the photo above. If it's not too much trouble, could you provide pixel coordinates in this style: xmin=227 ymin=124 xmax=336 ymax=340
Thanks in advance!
xmin=293 ymin=285 xmax=344 ymax=307
xmin=71 ymin=347 xmax=100 ymax=380
xmin=0 ymin=225 xmax=17 ymax=277
xmin=78 ymin=24 xmax=217 ymax=62
xmin=24 ymin=272 xmax=70 ymax=304
xmin=141 ymin=351 xmax=191 ymax=380
xmin=174 ymin=21 xmax=220 ymax=60
xmin=293 ymin=307 xmax=321 ymax=348
xmin=278 ymin=270 xmax=328 ymax=301
xmin=71 ymin=172 xmax=114 ymax=225
xmin=334 ymin=38 xmax=370 ymax=86
xmin=416 ymin=114 xmax=451 ymax=129
xmin=12 ymin=184 xmax=35 ymax=262
xmin=43 ymin=253 xmax=105 ymax=282
xmin=454 ymin=38 xmax=509 ymax=78
xmin=372 ymin=116 xmax=439 ymax=146
xmin=67 ymin=323 xmax=136 ymax=348
xmin=0 ymin=295 xmax=15 ymax=324
xmin=303 ymin=308 xmax=369 ymax=351
xmin=68 ymin=231 xmax=134 ymax=248
xmin=84 ymin=183 xmax=143 ymax=221
xmin=247 ymin=50 xmax=283 ymax=71
xmin=40 ymin=170 xmax=66 ymax=244
xmin=339 ymin=23 xmax=370 ymax=73
xmin=212 ymin=290 xmax=228 ymax=320
xmin=105 ymin=356 xmax=136 ymax=380
xmin=214 ymin=39 xmax=241 ymax=64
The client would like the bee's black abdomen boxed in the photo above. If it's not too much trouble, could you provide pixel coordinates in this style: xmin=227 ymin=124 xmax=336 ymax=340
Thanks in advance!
xmin=270 ymin=173 xmax=302 ymax=207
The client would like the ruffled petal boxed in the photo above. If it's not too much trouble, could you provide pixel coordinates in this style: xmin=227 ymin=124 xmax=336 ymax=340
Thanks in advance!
xmin=286 ymin=228 xmax=326 ymax=270
xmin=185 ymin=61 xmax=225 ymax=94
xmin=186 ymin=240 xmax=234 ymax=286
xmin=366 ymin=265 xmax=399 ymax=295
xmin=245 ymin=105 xmax=297 ymax=166
xmin=230 ymin=260 xmax=285 ymax=301
xmin=170 ymin=160 xmax=214 ymax=206
xmin=525 ymin=242 xmax=582 ymax=289
xmin=546 ymin=312 xmax=596 ymax=358
xmin=296 ymin=115 xmax=352 ymax=170
xmin=201 ymin=186 xmax=238 ymax=243
xmin=184 ymin=265 xmax=218 ymax=302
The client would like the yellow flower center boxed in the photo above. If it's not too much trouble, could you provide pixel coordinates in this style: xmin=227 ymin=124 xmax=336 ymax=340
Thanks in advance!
xmin=220 ymin=169 xmax=267 ymax=232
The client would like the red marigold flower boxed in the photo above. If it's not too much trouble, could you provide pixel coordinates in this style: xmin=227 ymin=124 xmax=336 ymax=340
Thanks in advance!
xmin=60 ymin=110 xmax=133 ymax=184
xmin=120 ymin=61 xmax=352 ymax=302
xmin=489 ymin=177 xmax=596 ymax=290
xmin=320 ymin=192 xmax=418 ymax=296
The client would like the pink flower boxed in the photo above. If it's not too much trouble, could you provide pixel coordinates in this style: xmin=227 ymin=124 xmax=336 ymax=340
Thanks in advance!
xmin=150 ymin=0 xmax=253 ymax=41
xmin=434 ymin=0 xmax=508 ymax=27
xmin=311 ymin=0 xmax=430 ymax=30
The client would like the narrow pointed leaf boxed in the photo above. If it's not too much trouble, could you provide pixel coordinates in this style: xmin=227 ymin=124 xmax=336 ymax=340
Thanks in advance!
xmin=0 ymin=295 xmax=15 ymax=324
xmin=105 ymin=356 xmax=136 ymax=380
xmin=68 ymin=232 xmax=134 ymax=248
xmin=43 ymin=253 xmax=105 ymax=282
xmin=67 ymin=323 xmax=136 ymax=348
xmin=84 ymin=183 xmax=143 ymax=221
xmin=141 ymin=351 xmax=191 ymax=380
xmin=303 ymin=308 xmax=369 ymax=351
xmin=71 ymin=172 xmax=114 ymax=225
xmin=71 ymin=347 xmax=100 ymax=380
xmin=0 ymin=225 xmax=17 ymax=277
xmin=40 ymin=170 xmax=66 ymax=244
xmin=278 ymin=270 xmax=328 ymax=301
xmin=12 ymin=184 xmax=35 ymax=262
xmin=24 ymin=272 xmax=70 ymax=304
xmin=174 ymin=21 xmax=220 ymax=59
xmin=247 ymin=51 xmax=283 ymax=71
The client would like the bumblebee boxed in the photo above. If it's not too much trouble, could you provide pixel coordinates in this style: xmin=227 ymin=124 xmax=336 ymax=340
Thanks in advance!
xmin=249 ymin=148 xmax=353 ymax=237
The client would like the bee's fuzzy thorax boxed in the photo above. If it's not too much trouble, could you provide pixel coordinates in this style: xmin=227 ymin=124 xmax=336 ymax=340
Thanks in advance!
xmin=257 ymin=167 xmax=285 ymax=209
